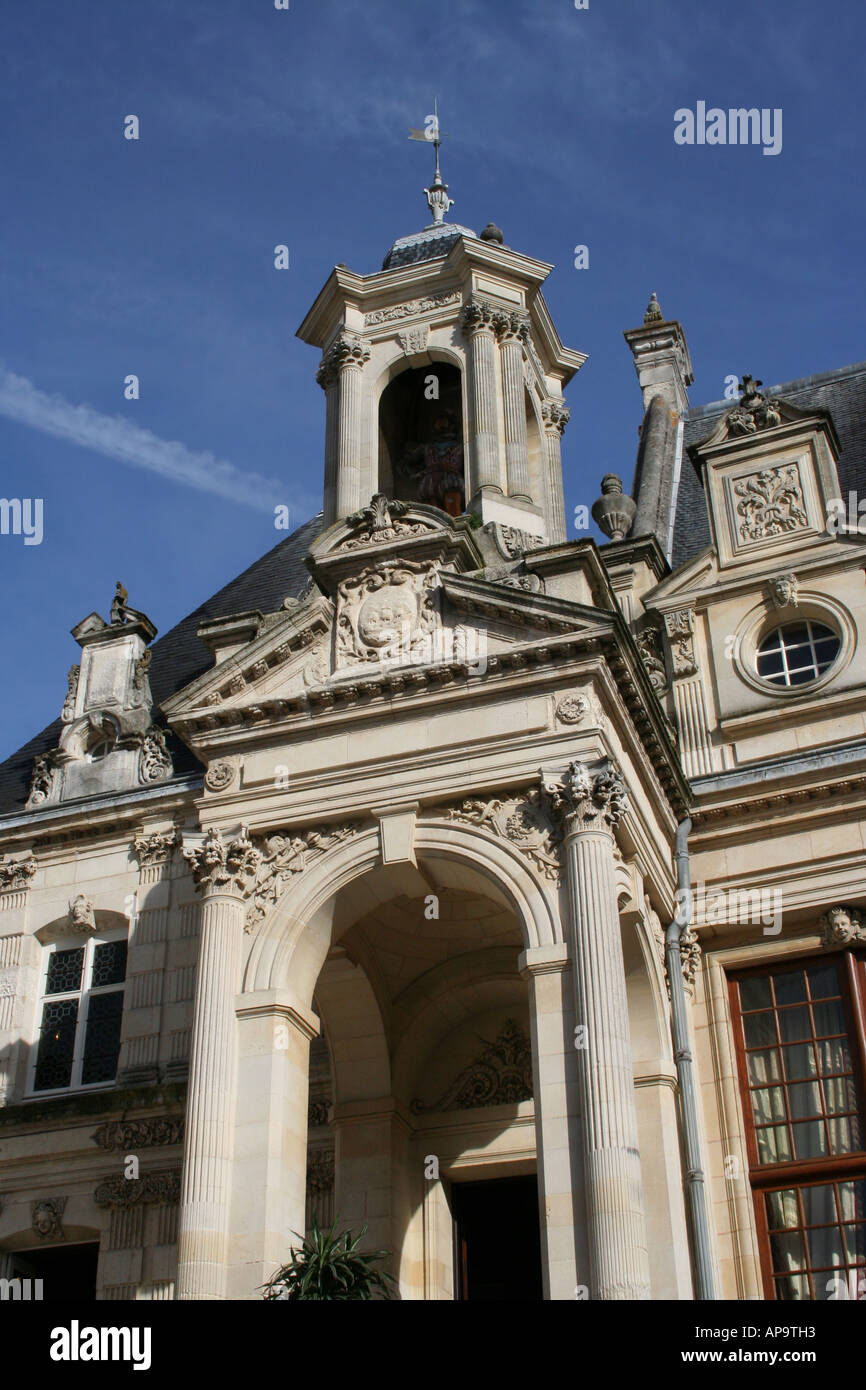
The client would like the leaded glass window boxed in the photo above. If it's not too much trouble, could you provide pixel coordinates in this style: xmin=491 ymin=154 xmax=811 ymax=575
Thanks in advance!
xmin=32 ymin=932 xmax=127 ymax=1094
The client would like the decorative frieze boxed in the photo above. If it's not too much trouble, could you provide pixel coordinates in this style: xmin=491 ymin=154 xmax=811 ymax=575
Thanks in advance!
xmin=92 ymin=1117 xmax=185 ymax=1150
xmin=411 ymin=1018 xmax=532 ymax=1113
xmin=663 ymin=608 xmax=698 ymax=678
xmin=94 ymin=1170 xmax=182 ymax=1208
xmin=733 ymin=465 xmax=807 ymax=543
xmin=363 ymin=290 xmax=461 ymax=327
xmin=444 ymin=788 xmax=561 ymax=882
xmin=820 ymin=905 xmax=866 ymax=947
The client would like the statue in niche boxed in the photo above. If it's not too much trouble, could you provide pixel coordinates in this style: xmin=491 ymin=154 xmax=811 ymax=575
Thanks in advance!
xmin=399 ymin=410 xmax=465 ymax=517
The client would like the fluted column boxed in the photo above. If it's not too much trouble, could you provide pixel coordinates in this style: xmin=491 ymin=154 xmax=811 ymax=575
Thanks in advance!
xmin=494 ymin=309 xmax=532 ymax=501
xmin=541 ymin=400 xmax=570 ymax=544
xmin=176 ymin=827 xmax=262 ymax=1301
xmin=461 ymin=298 xmax=503 ymax=494
xmin=320 ymin=332 xmax=370 ymax=522
xmin=316 ymin=355 xmax=341 ymax=528
xmin=545 ymin=759 xmax=650 ymax=1299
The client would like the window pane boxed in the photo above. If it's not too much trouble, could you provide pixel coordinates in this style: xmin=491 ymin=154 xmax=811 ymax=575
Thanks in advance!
xmin=801 ymin=1184 xmax=836 ymax=1225
xmin=748 ymin=1048 xmax=781 ymax=1085
xmin=740 ymin=976 xmax=773 ymax=1010
xmin=744 ymin=1011 xmax=777 ymax=1047
xmin=34 ymin=999 xmax=78 ymax=1090
xmin=770 ymin=1231 xmax=807 ymax=1271
xmin=813 ymin=1000 xmax=846 ymax=1037
xmin=806 ymin=1225 xmax=845 ymax=1269
xmin=778 ymin=1007 xmax=812 ymax=1042
xmin=838 ymin=1182 xmax=866 ymax=1223
xmin=751 ymin=1086 xmax=786 ymax=1123
xmin=792 ymin=1121 xmax=827 ymax=1160
xmin=828 ymin=1115 xmax=863 ymax=1155
xmin=776 ymin=1273 xmax=810 ymax=1300
xmin=81 ymin=990 xmax=124 ymax=1084
xmin=757 ymin=1125 xmax=792 ymax=1164
xmin=788 ymin=1081 xmax=822 ymax=1120
xmin=807 ymin=964 xmax=839 ymax=1000
xmin=823 ymin=1076 xmax=858 ymax=1114
xmin=816 ymin=1037 xmax=851 ymax=1074
xmin=766 ymin=1189 xmax=799 ymax=1230
xmin=783 ymin=1043 xmax=817 ymax=1080
xmin=45 ymin=948 xmax=84 ymax=995
xmin=91 ymin=940 xmax=127 ymax=988
xmin=773 ymin=972 xmax=807 ymax=1005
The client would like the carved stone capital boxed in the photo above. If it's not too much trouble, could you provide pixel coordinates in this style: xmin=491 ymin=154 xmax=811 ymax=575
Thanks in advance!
xmin=543 ymin=759 xmax=628 ymax=836
xmin=492 ymin=308 xmax=530 ymax=344
xmin=820 ymin=905 xmax=866 ymax=948
xmin=0 ymin=854 xmax=37 ymax=895
xmin=663 ymin=607 xmax=698 ymax=678
xmin=183 ymin=826 xmax=263 ymax=900
xmin=461 ymin=296 xmax=496 ymax=334
xmin=541 ymin=400 xmax=570 ymax=436
xmin=132 ymin=827 xmax=180 ymax=870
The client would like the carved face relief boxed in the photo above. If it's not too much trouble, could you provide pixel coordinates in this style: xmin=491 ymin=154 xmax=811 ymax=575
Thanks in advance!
xmin=357 ymin=588 xmax=418 ymax=648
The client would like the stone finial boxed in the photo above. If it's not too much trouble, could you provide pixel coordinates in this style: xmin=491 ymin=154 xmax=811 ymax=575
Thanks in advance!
xmin=591 ymin=473 xmax=637 ymax=541
xmin=480 ymin=222 xmax=504 ymax=244
xmin=643 ymin=292 xmax=664 ymax=324
xmin=725 ymin=375 xmax=783 ymax=436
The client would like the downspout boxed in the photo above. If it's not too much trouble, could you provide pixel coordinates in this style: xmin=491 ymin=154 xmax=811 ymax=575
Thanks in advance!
xmin=665 ymin=817 xmax=716 ymax=1300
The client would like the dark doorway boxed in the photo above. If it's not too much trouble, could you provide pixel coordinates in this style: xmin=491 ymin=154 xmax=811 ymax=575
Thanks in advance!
xmin=8 ymin=1242 xmax=99 ymax=1300
xmin=452 ymin=1174 xmax=543 ymax=1300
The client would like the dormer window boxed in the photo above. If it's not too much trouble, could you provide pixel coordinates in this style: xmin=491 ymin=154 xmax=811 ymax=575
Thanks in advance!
xmin=756 ymin=621 xmax=841 ymax=688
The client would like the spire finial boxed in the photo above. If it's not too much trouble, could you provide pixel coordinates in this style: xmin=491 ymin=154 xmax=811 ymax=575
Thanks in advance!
xmin=409 ymin=99 xmax=454 ymax=225
xmin=643 ymin=292 xmax=664 ymax=324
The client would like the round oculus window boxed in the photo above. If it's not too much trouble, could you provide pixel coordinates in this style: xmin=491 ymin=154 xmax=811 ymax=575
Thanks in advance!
xmin=755 ymin=620 xmax=841 ymax=688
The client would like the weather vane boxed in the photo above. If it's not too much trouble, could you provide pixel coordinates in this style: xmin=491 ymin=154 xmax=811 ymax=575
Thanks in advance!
xmin=409 ymin=98 xmax=453 ymax=225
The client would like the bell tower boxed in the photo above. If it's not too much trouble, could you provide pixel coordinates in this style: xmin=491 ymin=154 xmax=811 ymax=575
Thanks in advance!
xmin=296 ymin=139 xmax=586 ymax=544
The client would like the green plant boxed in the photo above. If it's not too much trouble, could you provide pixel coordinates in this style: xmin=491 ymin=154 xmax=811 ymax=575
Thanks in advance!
xmin=261 ymin=1215 xmax=396 ymax=1301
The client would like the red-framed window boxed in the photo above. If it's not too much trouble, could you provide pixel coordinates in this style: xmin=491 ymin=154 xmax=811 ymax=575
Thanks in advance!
xmin=729 ymin=949 xmax=866 ymax=1300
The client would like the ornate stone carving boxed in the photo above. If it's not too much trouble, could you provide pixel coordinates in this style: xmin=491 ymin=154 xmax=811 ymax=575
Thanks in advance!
xmin=26 ymin=753 xmax=57 ymax=809
xmin=92 ymin=1117 xmax=185 ymax=1150
xmin=398 ymin=324 xmax=429 ymax=355
xmin=306 ymin=1148 xmax=335 ymax=1194
xmin=131 ymin=650 xmax=153 ymax=708
xmin=308 ymin=1097 xmax=331 ymax=1128
xmin=138 ymin=727 xmax=172 ymax=785
xmin=61 ymin=666 xmax=79 ymax=723
xmin=820 ymin=905 xmax=866 ymax=947
xmin=734 ymin=465 xmax=808 ymax=543
xmin=317 ymin=331 xmax=371 ymax=389
xmin=663 ymin=608 xmax=697 ymax=678
xmin=492 ymin=307 xmax=530 ymax=344
xmin=68 ymin=895 xmax=96 ymax=933
xmin=336 ymin=560 xmax=439 ymax=669
xmin=460 ymin=296 xmax=497 ymax=333
xmin=541 ymin=400 xmax=570 ymax=436
xmin=555 ymin=694 xmax=590 ymax=724
xmin=132 ymin=827 xmax=180 ymax=869
xmin=768 ymin=571 xmax=799 ymax=609
xmin=0 ymin=855 xmax=37 ymax=893
xmin=636 ymin=626 xmax=668 ymax=695
xmin=542 ymin=759 xmax=628 ymax=835
xmin=0 ymin=972 xmax=16 ymax=998
xmin=492 ymin=524 xmax=544 ymax=559
xmin=493 ymin=571 xmax=544 ymax=594
xmin=32 ymin=1197 xmax=66 ymax=1241
xmin=411 ymin=1019 xmax=533 ymax=1113
xmin=204 ymin=760 xmax=239 ymax=794
xmin=339 ymin=494 xmax=434 ymax=551
xmin=725 ymin=375 xmax=783 ymax=437
xmin=245 ymin=824 xmax=360 ymax=931
xmin=445 ymin=789 xmax=561 ymax=882
xmin=94 ymin=1170 xmax=181 ymax=1208
xmin=678 ymin=927 xmax=702 ymax=996
xmin=364 ymin=289 xmax=461 ymax=327
xmin=183 ymin=826 xmax=263 ymax=899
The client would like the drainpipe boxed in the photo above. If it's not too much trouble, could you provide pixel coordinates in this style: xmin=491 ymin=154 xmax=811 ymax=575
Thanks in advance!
xmin=665 ymin=817 xmax=717 ymax=1300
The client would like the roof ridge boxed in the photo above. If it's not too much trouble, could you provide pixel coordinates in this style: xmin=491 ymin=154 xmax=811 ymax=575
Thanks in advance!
xmin=686 ymin=360 xmax=866 ymax=420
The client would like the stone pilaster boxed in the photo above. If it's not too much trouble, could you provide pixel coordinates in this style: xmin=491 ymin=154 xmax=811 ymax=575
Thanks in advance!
xmin=176 ymin=827 xmax=262 ymax=1300
xmin=544 ymin=759 xmax=650 ymax=1300
xmin=494 ymin=309 xmax=532 ymax=501
xmin=541 ymin=400 xmax=570 ymax=544
xmin=320 ymin=332 xmax=371 ymax=522
xmin=462 ymin=298 xmax=503 ymax=494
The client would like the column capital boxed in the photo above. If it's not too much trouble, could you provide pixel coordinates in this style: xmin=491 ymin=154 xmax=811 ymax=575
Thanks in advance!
xmin=461 ymin=296 xmax=497 ymax=335
xmin=132 ymin=826 xmax=180 ymax=872
xmin=543 ymin=758 xmax=628 ymax=836
xmin=541 ymin=399 xmax=570 ymax=436
xmin=318 ymin=331 xmax=371 ymax=387
xmin=493 ymin=307 xmax=530 ymax=344
xmin=0 ymin=853 xmax=37 ymax=895
xmin=182 ymin=826 xmax=262 ymax=900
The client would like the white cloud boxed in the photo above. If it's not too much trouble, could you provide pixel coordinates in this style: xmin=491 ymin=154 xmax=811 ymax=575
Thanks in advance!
xmin=0 ymin=365 xmax=286 ymax=512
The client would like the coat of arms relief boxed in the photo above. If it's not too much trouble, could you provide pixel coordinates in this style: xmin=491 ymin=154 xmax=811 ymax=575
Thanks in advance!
xmin=335 ymin=559 xmax=441 ymax=670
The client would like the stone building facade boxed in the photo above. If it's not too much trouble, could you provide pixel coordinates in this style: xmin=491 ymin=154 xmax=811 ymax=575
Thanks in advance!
xmin=1 ymin=184 xmax=865 ymax=1302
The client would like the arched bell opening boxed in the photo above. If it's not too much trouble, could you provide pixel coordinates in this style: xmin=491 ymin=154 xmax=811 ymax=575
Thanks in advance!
xmin=377 ymin=363 xmax=465 ymax=516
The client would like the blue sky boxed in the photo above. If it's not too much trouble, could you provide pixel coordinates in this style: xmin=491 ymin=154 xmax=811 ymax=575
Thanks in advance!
xmin=0 ymin=0 xmax=862 ymax=757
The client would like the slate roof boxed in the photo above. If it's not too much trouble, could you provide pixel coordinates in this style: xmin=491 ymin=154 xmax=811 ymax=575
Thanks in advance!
xmin=382 ymin=222 xmax=477 ymax=270
xmin=671 ymin=361 xmax=866 ymax=570
xmin=0 ymin=513 xmax=323 ymax=819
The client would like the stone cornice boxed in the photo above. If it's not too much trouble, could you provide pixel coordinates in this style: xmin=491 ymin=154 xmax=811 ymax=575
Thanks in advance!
xmin=0 ymin=1081 xmax=187 ymax=1131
